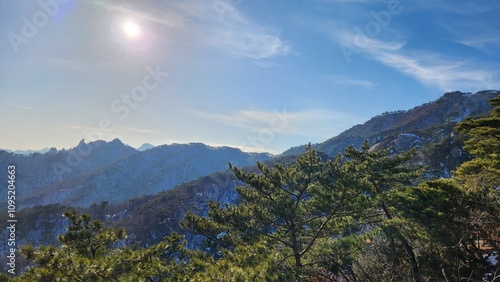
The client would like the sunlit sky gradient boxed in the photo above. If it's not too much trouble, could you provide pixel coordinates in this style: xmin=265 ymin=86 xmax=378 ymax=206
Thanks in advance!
xmin=1 ymin=0 xmax=499 ymax=154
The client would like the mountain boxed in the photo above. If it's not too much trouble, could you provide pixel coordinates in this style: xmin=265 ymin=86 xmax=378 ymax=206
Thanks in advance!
xmin=0 ymin=139 xmax=138 ymax=206
xmin=0 ymin=140 xmax=271 ymax=208
xmin=1 ymin=147 xmax=54 ymax=155
xmin=283 ymin=90 xmax=498 ymax=157
xmin=137 ymin=143 xmax=155 ymax=151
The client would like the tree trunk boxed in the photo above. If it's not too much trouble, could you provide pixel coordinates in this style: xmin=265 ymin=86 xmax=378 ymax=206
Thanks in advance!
xmin=290 ymin=222 xmax=302 ymax=280
xmin=395 ymin=230 xmax=420 ymax=282
xmin=381 ymin=203 xmax=420 ymax=282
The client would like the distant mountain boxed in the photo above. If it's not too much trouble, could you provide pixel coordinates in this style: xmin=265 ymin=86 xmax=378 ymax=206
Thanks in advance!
xmin=0 ymin=139 xmax=271 ymax=208
xmin=2 ymin=147 xmax=55 ymax=155
xmin=0 ymin=139 xmax=138 ymax=208
xmin=137 ymin=143 xmax=155 ymax=151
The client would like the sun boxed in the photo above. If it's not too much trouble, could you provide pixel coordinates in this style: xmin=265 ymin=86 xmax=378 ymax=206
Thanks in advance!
xmin=122 ymin=21 xmax=141 ymax=39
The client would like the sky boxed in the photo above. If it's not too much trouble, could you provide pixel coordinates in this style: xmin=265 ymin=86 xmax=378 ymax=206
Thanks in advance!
xmin=1 ymin=0 xmax=499 ymax=154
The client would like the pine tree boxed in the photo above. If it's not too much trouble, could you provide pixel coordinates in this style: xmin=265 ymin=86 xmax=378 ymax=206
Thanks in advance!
xmin=387 ymin=95 xmax=500 ymax=280
xmin=455 ymin=95 xmax=500 ymax=187
xmin=453 ymin=95 xmax=500 ymax=278
xmin=344 ymin=141 xmax=424 ymax=282
xmin=455 ymin=96 xmax=500 ymax=240
xmin=18 ymin=210 xmax=126 ymax=281
xmin=18 ymin=210 xmax=192 ymax=281
xmin=183 ymin=146 xmax=370 ymax=280
xmin=455 ymin=95 xmax=500 ymax=255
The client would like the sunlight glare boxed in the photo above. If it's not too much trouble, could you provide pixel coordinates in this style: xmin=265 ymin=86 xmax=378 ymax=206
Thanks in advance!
xmin=123 ymin=21 xmax=141 ymax=39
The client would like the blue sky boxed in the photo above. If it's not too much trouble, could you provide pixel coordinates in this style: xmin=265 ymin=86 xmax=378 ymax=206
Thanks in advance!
xmin=1 ymin=0 xmax=499 ymax=154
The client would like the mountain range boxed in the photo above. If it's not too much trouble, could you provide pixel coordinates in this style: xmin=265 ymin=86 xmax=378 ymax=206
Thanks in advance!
xmin=0 ymin=90 xmax=498 ymax=261
xmin=111 ymin=90 xmax=499 ymax=246
xmin=284 ymin=90 xmax=498 ymax=156
xmin=0 ymin=140 xmax=271 ymax=208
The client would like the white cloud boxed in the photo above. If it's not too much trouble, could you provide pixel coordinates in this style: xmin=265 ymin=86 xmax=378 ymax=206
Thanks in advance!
xmin=410 ymin=2 xmax=500 ymax=53
xmin=45 ymin=57 xmax=132 ymax=72
xmin=412 ymin=1 xmax=500 ymax=16
xmin=6 ymin=103 xmax=34 ymax=110
xmin=314 ymin=0 xmax=387 ymax=4
xmin=374 ymin=52 xmax=497 ymax=91
xmin=334 ymin=29 xmax=499 ymax=92
xmin=193 ymin=108 xmax=364 ymax=138
xmin=193 ymin=109 xmax=291 ymax=132
xmin=206 ymin=29 xmax=291 ymax=60
xmin=95 ymin=0 xmax=291 ymax=61
xmin=335 ymin=28 xmax=405 ymax=52
xmin=457 ymin=36 xmax=500 ymax=54
xmin=193 ymin=2 xmax=291 ymax=60
xmin=93 ymin=0 xmax=185 ymax=28
xmin=324 ymin=75 xmax=377 ymax=89
xmin=437 ymin=19 xmax=500 ymax=55
xmin=120 ymin=126 xmax=163 ymax=135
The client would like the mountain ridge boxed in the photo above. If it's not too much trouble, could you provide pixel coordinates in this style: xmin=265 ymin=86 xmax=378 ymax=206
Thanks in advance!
xmin=282 ymin=90 xmax=499 ymax=156
xmin=0 ymin=140 xmax=271 ymax=208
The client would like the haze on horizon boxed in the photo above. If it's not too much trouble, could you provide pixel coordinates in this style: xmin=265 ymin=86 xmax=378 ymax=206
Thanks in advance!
xmin=1 ymin=0 xmax=499 ymax=154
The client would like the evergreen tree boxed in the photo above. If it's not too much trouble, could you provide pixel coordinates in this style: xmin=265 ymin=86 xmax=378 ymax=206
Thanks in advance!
xmin=183 ymin=146 xmax=370 ymax=281
xmin=455 ymin=95 xmax=500 ymax=188
xmin=389 ymin=179 xmax=472 ymax=280
xmin=57 ymin=209 xmax=125 ymax=259
xmin=344 ymin=141 xmax=424 ymax=282
xmin=17 ymin=210 xmax=192 ymax=281
xmin=455 ymin=96 xmax=500 ymax=245
xmin=453 ymin=95 xmax=500 ymax=279
xmin=18 ymin=210 xmax=126 ymax=281
xmin=388 ymin=95 xmax=500 ymax=280
xmin=188 ymin=238 xmax=294 ymax=282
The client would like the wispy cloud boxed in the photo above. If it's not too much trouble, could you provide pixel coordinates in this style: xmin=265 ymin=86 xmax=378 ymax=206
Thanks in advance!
xmin=412 ymin=1 xmax=500 ymax=16
xmin=59 ymin=124 xmax=101 ymax=131
xmin=192 ymin=2 xmax=291 ymax=60
xmin=6 ymin=103 xmax=34 ymax=110
xmin=45 ymin=57 xmax=132 ymax=72
xmin=457 ymin=35 xmax=500 ymax=54
xmin=404 ymin=1 xmax=500 ymax=70
xmin=324 ymin=75 xmax=377 ymax=89
xmin=193 ymin=108 xmax=364 ymax=137
xmin=59 ymin=124 xmax=163 ymax=136
xmin=120 ymin=126 xmax=162 ymax=135
xmin=314 ymin=0 xmax=387 ymax=4
xmin=205 ymin=28 xmax=291 ymax=60
xmin=374 ymin=51 xmax=497 ymax=91
xmin=96 ymin=0 xmax=291 ymax=61
xmin=93 ymin=0 xmax=185 ymax=28
xmin=193 ymin=109 xmax=289 ymax=132
xmin=335 ymin=28 xmax=406 ymax=52
xmin=437 ymin=18 xmax=500 ymax=55
xmin=334 ymin=29 xmax=498 ymax=92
